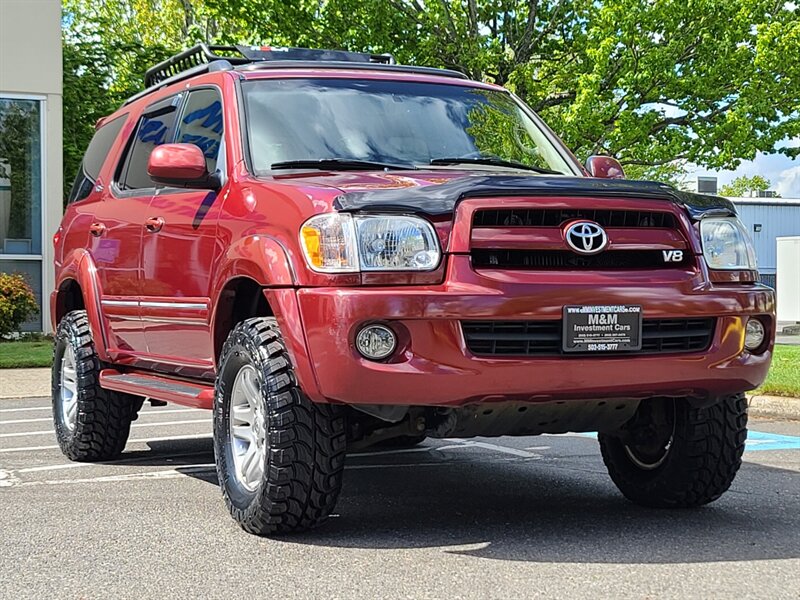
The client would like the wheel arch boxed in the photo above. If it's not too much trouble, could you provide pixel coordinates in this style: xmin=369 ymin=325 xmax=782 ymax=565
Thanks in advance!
xmin=53 ymin=250 xmax=110 ymax=360
xmin=211 ymin=276 xmax=274 ymax=363
xmin=210 ymin=275 xmax=324 ymax=402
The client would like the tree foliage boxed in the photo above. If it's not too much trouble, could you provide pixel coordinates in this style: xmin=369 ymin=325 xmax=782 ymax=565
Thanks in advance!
xmin=719 ymin=174 xmax=774 ymax=197
xmin=62 ymin=0 xmax=800 ymax=185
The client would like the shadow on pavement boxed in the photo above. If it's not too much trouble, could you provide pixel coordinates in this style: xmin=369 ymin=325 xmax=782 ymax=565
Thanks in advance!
xmin=136 ymin=438 xmax=799 ymax=564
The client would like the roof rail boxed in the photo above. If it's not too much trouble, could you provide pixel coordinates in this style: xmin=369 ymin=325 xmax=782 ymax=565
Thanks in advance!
xmin=239 ymin=61 xmax=468 ymax=80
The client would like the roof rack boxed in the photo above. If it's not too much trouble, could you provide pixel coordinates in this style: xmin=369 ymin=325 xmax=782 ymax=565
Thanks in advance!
xmin=144 ymin=44 xmax=247 ymax=88
xmin=144 ymin=44 xmax=396 ymax=88
xmin=125 ymin=43 xmax=465 ymax=106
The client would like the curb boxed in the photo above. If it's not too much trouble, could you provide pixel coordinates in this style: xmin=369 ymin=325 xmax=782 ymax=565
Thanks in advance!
xmin=748 ymin=394 xmax=800 ymax=421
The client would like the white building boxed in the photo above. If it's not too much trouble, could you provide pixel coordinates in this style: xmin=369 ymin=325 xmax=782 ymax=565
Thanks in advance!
xmin=686 ymin=176 xmax=800 ymax=288
xmin=0 ymin=0 xmax=63 ymax=332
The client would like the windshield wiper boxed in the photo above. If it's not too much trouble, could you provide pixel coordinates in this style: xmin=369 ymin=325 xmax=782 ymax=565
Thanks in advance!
xmin=429 ymin=156 xmax=561 ymax=175
xmin=271 ymin=158 xmax=416 ymax=171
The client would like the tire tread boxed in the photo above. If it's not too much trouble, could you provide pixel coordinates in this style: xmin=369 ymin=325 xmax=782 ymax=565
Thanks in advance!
xmin=215 ymin=317 xmax=346 ymax=535
xmin=599 ymin=395 xmax=747 ymax=508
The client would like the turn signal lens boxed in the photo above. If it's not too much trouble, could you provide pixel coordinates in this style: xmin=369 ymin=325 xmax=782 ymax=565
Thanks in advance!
xmin=299 ymin=214 xmax=358 ymax=273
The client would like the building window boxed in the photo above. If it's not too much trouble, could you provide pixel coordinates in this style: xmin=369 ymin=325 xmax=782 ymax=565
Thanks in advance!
xmin=0 ymin=97 xmax=42 ymax=256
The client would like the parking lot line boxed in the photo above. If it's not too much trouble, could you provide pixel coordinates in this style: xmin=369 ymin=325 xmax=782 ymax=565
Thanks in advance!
xmin=0 ymin=418 xmax=209 ymax=439
xmin=10 ymin=458 xmax=496 ymax=488
xmin=0 ymin=408 xmax=205 ymax=425
xmin=444 ymin=439 xmax=544 ymax=459
xmin=17 ymin=449 xmax=214 ymax=473
xmin=0 ymin=406 xmax=53 ymax=414
xmin=0 ymin=433 xmax=211 ymax=453
xmin=0 ymin=405 xmax=203 ymax=414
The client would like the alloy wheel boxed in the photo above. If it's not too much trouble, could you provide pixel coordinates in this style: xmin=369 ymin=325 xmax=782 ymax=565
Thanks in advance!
xmin=229 ymin=365 xmax=267 ymax=491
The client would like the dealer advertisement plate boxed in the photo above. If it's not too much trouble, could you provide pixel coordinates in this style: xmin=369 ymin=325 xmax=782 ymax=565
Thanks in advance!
xmin=563 ymin=305 xmax=642 ymax=353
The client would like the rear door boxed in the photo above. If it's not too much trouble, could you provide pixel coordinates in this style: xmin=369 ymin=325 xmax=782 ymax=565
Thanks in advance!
xmin=140 ymin=86 xmax=226 ymax=372
xmin=95 ymin=94 xmax=181 ymax=357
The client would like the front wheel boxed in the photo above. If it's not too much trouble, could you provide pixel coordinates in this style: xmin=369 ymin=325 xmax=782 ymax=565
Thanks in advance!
xmin=599 ymin=395 xmax=747 ymax=508
xmin=213 ymin=317 xmax=346 ymax=535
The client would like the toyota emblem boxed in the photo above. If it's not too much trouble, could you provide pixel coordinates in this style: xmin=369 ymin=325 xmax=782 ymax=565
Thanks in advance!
xmin=564 ymin=220 xmax=608 ymax=255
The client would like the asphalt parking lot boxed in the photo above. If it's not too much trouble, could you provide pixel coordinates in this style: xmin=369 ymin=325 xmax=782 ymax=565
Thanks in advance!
xmin=1 ymin=396 xmax=799 ymax=599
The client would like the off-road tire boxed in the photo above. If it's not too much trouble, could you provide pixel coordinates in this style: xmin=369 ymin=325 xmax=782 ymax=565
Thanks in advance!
xmin=214 ymin=317 xmax=346 ymax=535
xmin=52 ymin=310 xmax=141 ymax=461
xmin=598 ymin=395 xmax=747 ymax=508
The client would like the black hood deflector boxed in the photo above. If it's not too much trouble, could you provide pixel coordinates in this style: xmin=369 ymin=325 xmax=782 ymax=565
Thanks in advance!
xmin=333 ymin=175 xmax=736 ymax=220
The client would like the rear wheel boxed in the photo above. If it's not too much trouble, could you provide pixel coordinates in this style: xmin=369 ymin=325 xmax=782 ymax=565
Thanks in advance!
xmin=599 ymin=395 xmax=747 ymax=508
xmin=214 ymin=317 xmax=346 ymax=535
xmin=52 ymin=310 xmax=141 ymax=461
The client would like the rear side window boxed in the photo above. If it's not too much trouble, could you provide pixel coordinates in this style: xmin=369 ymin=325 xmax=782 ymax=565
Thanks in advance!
xmin=175 ymin=88 xmax=224 ymax=173
xmin=117 ymin=95 xmax=180 ymax=191
xmin=67 ymin=114 xmax=127 ymax=203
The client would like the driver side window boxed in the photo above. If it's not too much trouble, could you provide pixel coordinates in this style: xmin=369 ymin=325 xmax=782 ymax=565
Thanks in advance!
xmin=175 ymin=88 xmax=224 ymax=173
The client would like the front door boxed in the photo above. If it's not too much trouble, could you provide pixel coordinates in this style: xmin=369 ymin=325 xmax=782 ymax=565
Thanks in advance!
xmin=140 ymin=87 xmax=226 ymax=373
xmin=95 ymin=93 xmax=182 ymax=359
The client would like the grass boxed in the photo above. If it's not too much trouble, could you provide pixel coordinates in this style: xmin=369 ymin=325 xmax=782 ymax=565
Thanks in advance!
xmin=0 ymin=338 xmax=797 ymax=397
xmin=756 ymin=344 xmax=800 ymax=398
xmin=0 ymin=339 xmax=53 ymax=369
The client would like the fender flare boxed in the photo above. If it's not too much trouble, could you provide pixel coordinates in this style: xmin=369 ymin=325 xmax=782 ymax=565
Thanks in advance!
xmin=55 ymin=250 xmax=110 ymax=361
xmin=209 ymin=236 xmax=325 ymax=401
xmin=211 ymin=234 xmax=297 ymax=291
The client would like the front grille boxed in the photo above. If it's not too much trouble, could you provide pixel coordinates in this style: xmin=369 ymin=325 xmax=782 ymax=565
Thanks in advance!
xmin=462 ymin=318 xmax=715 ymax=356
xmin=473 ymin=208 xmax=676 ymax=229
xmin=472 ymin=249 xmax=687 ymax=270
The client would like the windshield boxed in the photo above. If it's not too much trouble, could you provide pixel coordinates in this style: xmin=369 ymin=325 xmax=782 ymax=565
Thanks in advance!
xmin=242 ymin=78 xmax=576 ymax=175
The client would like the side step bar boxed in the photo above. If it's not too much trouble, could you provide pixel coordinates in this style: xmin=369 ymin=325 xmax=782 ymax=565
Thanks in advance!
xmin=99 ymin=369 xmax=214 ymax=409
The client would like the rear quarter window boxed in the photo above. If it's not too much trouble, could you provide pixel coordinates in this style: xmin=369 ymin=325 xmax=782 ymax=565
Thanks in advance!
xmin=67 ymin=114 xmax=128 ymax=204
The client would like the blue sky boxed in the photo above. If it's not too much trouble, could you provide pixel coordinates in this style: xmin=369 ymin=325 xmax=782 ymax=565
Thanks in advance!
xmin=690 ymin=151 xmax=800 ymax=198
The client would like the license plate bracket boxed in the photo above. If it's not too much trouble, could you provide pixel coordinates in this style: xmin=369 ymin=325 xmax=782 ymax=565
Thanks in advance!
xmin=563 ymin=305 xmax=642 ymax=353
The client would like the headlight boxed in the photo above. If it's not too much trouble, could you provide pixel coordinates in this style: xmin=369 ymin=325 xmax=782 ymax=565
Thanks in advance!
xmin=300 ymin=213 xmax=441 ymax=273
xmin=700 ymin=217 xmax=757 ymax=270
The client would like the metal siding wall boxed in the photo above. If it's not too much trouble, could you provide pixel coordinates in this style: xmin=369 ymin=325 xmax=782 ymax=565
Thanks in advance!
xmin=734 ymin=203 xmax=800 ymax=274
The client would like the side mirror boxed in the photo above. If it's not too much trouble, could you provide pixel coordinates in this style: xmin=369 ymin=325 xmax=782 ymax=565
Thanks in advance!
xmin=148 ymin=143 xmax=217 ymax=189
xmin=585 ymin=155 xmax=626 ymax=179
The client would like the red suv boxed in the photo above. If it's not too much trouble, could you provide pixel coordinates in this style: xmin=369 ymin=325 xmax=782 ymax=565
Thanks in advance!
xmin=52 ymin=44 xmax=774 ymax=535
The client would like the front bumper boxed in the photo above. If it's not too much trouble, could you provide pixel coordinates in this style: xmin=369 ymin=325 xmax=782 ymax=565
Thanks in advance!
xmin=290 ymin=256 xmax=775 ymax=406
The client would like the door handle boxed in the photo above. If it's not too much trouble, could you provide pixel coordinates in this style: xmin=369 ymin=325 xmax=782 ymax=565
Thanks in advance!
xmin=89 ymin=222 xmax=106 ymax=237
xmin=145 ymin=216 xmax=165 ymax=233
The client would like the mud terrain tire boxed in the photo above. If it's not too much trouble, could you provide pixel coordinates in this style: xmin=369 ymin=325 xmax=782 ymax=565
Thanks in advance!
xmin=52 ymin=310 xmax=140 ymax=461
xmin=599 ymin=395 xmax=747 ymax=508
xmin=214 ymin=317 xmax=346 ymax=535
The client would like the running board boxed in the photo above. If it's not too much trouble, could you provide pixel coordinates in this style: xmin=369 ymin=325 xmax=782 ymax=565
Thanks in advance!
xmin=99 ymin=369 xmax=214 ymax=409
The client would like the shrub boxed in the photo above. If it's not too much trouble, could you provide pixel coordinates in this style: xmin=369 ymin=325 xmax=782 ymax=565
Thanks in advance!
xmin=0 ymin=273 xmax=39 ymax=338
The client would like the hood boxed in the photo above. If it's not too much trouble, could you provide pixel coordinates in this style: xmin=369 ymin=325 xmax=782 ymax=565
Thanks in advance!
xmin=321 ymin=172 xmax=736 ymax=220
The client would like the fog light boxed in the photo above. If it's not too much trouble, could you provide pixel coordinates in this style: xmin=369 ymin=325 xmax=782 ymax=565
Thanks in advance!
xmin=744 ymin=318 xmax=766 ymax=351
xmin=355 ymin=324 xmax=397 ymax=360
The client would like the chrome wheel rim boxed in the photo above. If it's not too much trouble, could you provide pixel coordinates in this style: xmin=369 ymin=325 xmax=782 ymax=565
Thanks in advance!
xmin=59 ymin=345 xmax=78 ymax=431
xmin=624 ymin=435 xmax=673 ymax=470
xmin=623 ymin=399 xmax=676 ymax=471
xmin=229 ymin=365 xmax=267 ymax=491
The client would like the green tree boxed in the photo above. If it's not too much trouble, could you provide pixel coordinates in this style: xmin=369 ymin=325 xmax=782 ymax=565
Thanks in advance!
xmin=719 ymin=175 xmax=774 ymax=197
xmin=61 ymin=0 xmax=800 ymax=185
